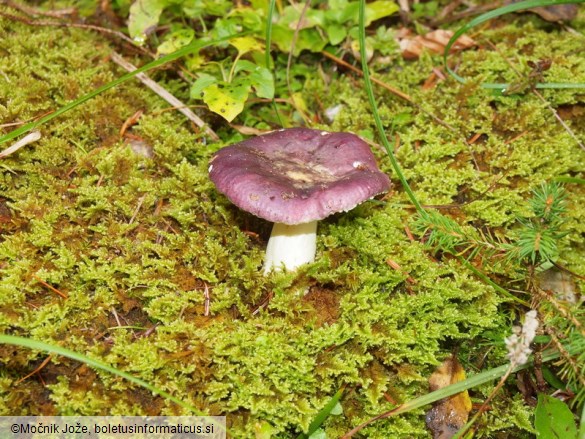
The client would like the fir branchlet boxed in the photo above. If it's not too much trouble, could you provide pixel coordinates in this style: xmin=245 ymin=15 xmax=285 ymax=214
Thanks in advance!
xmin=506 ymin=182 xmax=568 ymax=266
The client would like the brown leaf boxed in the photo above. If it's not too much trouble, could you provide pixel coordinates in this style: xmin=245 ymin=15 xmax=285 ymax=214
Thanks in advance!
xmin=529 ymin=4 xmax=578 ymax=22
xmin=538 ymin=267 xmax=579 ymax=303
xmin=398 ymin=29 xmax=475 ymax=60
xmin=425 ymin=355 xmax=472 ymax=439
xmin=230 ymin=124 xmax=272 ymax=136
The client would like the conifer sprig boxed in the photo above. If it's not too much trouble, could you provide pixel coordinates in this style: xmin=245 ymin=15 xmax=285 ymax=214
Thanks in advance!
xmin=506 ymin=183 xmax=567 ymax=266
xmin=414 ymin=182 xmax=568 ymax=268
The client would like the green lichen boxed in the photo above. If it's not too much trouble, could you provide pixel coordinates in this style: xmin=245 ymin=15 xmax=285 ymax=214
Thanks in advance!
xmin=1 ymin=8 xmax=584 ymax=439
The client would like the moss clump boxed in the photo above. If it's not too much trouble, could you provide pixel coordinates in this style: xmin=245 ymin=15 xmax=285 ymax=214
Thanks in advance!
xmin=1 ymin=9 xmax=584 ymax=439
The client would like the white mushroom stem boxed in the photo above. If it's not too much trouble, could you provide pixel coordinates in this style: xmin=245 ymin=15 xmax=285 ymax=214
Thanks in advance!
xmin=264 ymin=221 xmax=317 ymax=274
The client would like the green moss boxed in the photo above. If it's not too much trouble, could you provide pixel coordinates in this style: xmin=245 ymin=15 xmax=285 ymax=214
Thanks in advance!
xmin=1 ymin=9 xmax=584 ymax=439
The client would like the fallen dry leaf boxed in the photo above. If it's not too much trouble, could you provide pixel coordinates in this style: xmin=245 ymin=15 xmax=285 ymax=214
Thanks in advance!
xmin=425 ymin=355 xmax=472 ymax=439
xmin=398 ymin=29 xmax=475 ymax=60
xmin=230 ymin=124 xmax=272 ymax=136
xmin=528 ymin=4 xmax=578 ymax=22
xmin=538 ymin=267 xmax=579 ymax=304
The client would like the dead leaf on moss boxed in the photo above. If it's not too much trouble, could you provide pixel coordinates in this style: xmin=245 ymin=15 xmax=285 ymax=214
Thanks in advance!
xmin=425 ymin=355 xmax=472 ymax=439
xmin=538 ymin=267 xmax=579 ymax=304
xmin=0 ymin=131 xmax=41 ymax=159
xmin=397 ymin=29 xmax=475 ymax=60
xmin=230 ymin=124 xmax=272 ymax=136
xmin=528 ymin=4 xmax=578 ymax=22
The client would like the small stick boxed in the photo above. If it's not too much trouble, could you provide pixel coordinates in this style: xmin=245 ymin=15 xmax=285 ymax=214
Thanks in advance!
xmin=0 ymin=4 xmax=146 ymax=54
xmin=322 ymin=50 xmax=458 ymax=133
xmin=321 ymin=50 xmax=413 ymax=102
xmin=203 ymin=283 xmax=210 ymax=316
xmin=16 ymin=355 xmax=52 ymax=384
xmin=31 ymin=273 xmax=68 ymax=299
xmin=111 ymin=307 xmax=122 ymax=327
xmin=531 ymin=89 xmax=585 ymax=152
xmin=110 ymin=52 xmax=219 ymax=141
xmin=0 ymin=131 xmax=41 ymax=159
xmin=128 ymin=195 xmax=146 ymax=224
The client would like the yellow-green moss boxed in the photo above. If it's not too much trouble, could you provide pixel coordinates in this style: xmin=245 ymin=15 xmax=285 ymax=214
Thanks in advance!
xmin=1 ymin=8 xmax=584 ymax=439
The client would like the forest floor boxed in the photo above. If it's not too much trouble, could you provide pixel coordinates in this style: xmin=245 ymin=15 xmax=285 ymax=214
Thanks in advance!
xmin=0 ymin=2 xmax=584 ymax=438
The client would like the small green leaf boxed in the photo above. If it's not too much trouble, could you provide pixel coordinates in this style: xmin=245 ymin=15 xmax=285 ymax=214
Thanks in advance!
xmin=128 ymin=0 xmax=166 ymax=43
xmin=202 ymin=83 xmax=250 ymax=122
xmin=233 ymin=59 xmax=257 ymax=73
xmin=233 ymin=61 xmax=274 ymax=99
xmin=339 ymin=1 xmax=398 ymax=26
xmin=249 ymin=66 xmax=274 ymax=99
xmin=190 ymin=73 xmax=217 ymax=99
xmin=272 ymin=26 xmax=327 ymax=55
xmin=307 ymin=429 xmax=327 ymax=439
xmin=230 ymin=36 xmax=263 ymax=56
xmin=365 ymin=1 xmax=400 ymax=24
xmin=325 ymin=24 xmax=347 ymax=45
xmin=540 ymin=366 xmax=567 ymax=391
xmin=330 ymin=401 xmax=343 ymax=416
xmin=298 ymin=388 xmax=344 ymax=439
xmin=534 ymin=393 xmax=578 ymax=439
xmin=156 ymin=28 xmax=195 ymax=56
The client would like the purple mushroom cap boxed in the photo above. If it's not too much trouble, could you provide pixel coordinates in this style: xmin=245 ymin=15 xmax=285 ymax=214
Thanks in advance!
xmin=208 ymin=128 xmax=391 ymax=225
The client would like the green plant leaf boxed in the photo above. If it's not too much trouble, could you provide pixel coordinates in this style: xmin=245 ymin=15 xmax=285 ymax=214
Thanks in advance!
xmin=202 ymin=82 xmax=250 ymax=121
xmin=230 ymin=36 xmax=263 ymax=55
xmin=157 ymin=28 xmax=195 ymax=56
xmin=325 ymin=23 xmax=347 ymax=45
xmin=307 ymin=429 xmax=327 ymax=439
xmin=272 ymin=25 xmax=327 ymax=55
xmin=534 ymin=393 xmax=578 ymax=439
xmin=364 ymin=0 xmax=400 ymax=24
xmin=339 ymin=0 xmax=399 ymax=26
xmin=190 ymin=73 xmax=218 ymax=99
xmin=128 ymin=0 xmax=167 ymax=43
xmin=249 ymin=66 xmax=275 ymax=99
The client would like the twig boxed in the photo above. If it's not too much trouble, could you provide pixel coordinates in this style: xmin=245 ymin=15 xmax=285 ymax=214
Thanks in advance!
xmin=321 ymin=50 xmax=413 ymax=102
xmin=0 ymin=9 xmax=145 ymax=53
xmin=532 ymin=89 xmax=585 ymax=152
xmin=203 ymin=283 xmax=210 ymax=317
xmin=31 ymin=273 xmax=68 ymax=299
xmin=321 ymin=50 xmax=457 ymax=132
xmin=111 ymin=307 xmax=122 ymax=327
xmin=484 ymin=39 xmax=585 ymax=152
xmin=16 ymin=355 xmax=52 ymax=384
xmin=110 ymin=52 xmax=219 ymax=141
xmin=128 ymin=195 xmax=146 ymax=225
xmin=1 ymin=0 xmax=75 ymax=18
xmin=0 ymin=131 xmax=41 ymax=159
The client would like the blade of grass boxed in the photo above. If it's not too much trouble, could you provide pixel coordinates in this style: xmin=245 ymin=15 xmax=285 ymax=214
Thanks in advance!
xmin=342 ymin=342 xmax=584 ymax=437
xmin=553 ymin=176 xmax=585 ymax=185
xmin=265 ymin=0 xmax=284 ymax=127
xmin=297 ymin=387 xmax=345 ymax=439
xmin=0 ymin=32 xmax=248 ymax=146
xmin=443 ymin=0 xmax=585 ymax=90
xmin=358 ymin=0 xmax=427 ymax=218
xmin=457 ymin=257 xmax=530 ymax=306
xmin=0 ymin=334 xmax=203 ymax=415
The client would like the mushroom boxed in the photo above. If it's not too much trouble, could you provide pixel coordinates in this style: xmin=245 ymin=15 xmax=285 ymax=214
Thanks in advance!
xmin=208 ymin=128 xmax=391 ymax=274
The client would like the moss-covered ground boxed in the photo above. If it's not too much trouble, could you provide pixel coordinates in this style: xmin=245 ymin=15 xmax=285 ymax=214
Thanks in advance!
xmin=0 ymin=6 xmax=584 ymax=438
